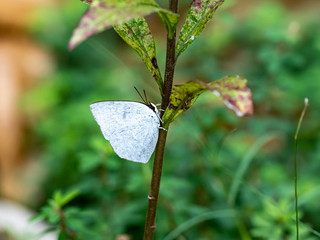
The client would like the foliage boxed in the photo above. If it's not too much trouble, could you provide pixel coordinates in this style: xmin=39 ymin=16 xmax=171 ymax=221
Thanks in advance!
xmin=162 ymin=77 xmax=252 ymax=127
xmin=113 ymin=17 xmax=163 ymax=91
xmin=33 ymin=190 xmax=105 ymax=240
xmin=69 ymin=0 xmax=178 ymax=50
xmin=176 ymin=0 xmax=224 ymax=58
xmin=24 ymin=0 xmax=320 ymax=239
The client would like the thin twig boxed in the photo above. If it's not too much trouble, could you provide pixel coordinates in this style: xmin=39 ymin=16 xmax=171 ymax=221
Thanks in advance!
xmin=294 ymin=97 xmax=309 ymax=240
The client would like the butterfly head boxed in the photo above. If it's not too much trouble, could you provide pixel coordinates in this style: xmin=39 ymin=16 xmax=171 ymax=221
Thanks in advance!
xmin=149 ymin=102 xmax=160 ymax=116
xmin=134 ymin=87 xmax=161 ymax=121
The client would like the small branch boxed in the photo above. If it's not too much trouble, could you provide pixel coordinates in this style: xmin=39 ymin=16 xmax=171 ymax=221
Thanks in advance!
xmin=143 ymin=1 xmax=178 ymax=239
xmin=58 ymin=209 xmax=77 ymax=239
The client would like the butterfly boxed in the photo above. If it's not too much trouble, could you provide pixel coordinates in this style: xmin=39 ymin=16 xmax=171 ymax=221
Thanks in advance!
xmin=90 ymin=94 xmax=161 ymax=163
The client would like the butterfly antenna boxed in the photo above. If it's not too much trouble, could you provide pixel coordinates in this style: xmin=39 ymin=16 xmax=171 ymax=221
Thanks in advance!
xmin=134 ymin=86 xmax=147 ymax=104
xmin=143 ymin=89 xmax=150 ymax=105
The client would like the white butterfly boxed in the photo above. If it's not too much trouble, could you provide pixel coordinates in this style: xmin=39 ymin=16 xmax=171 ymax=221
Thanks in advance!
xmin=90 ymin=101 xmax=161 ymax=163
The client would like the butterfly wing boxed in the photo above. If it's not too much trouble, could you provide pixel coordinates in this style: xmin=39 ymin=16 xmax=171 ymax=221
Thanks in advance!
xmin=90 ymin=101 xmax=160 ymax=163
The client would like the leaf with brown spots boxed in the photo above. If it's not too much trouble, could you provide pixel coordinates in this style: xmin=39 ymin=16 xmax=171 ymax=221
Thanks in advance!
xmin=162 ymin=76 xmax=253 ymax=126
xmin=114 ymin=17 xmax=163 ymax=91
xmin=207 ymin=76 xmax=253 ymax=117
xmin=176 ymin=0 xmax=224 ymax=58
xmin=69 ymin=0 xmax=178 ymax=50
xmin=162 ymin=81 xmax=206 ymax=127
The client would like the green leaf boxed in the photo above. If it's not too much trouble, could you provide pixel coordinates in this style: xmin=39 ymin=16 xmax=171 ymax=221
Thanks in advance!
xmin=114 ymin=17 xmax=163 ymax=91
xmin=52 ymin=189 xmax=80 ymax=207
xmin=157 ymin=9 xmax=179 ymax=39
xmin=53 ymin=190 xmax=63 ymax=206
xmin=69 ymin=0 xmax=178 ymax=50
xmin=207 ymin=76 xmax=253 ymax=117
xmin=162 ymin=81 xmax=207 ymax=127
xmin=176 ymin=0 xmax=225 ymax=58
xmin=59 ymin=189 xmax=80 ymax=207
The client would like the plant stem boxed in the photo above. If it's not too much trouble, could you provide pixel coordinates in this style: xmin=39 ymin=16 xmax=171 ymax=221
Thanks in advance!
xmin=143 ymin=129 xmax=168 ymax=240
xmin=143 ymin=1 xmax=178 ymax=239
xmin=293 ymin=98 xmax=309 ymax=240
xmin=161 ymin=0 xmax=178 ymax=111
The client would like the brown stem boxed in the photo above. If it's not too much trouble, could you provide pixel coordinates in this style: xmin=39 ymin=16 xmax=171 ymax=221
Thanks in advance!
xmin=143 ymin=1 xmax=178 ymax=239
xmin=143 ymin=129 xmax=168 ymax=240
xmin=161 ymin=0 xmax=178 ymax=112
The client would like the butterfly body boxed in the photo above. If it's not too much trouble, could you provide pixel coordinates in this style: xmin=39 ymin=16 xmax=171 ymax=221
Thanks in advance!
xmin=90 ymin=101 xmax=160 ymax=163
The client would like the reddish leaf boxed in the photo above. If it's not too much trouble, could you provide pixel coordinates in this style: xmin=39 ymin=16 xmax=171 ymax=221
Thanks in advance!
xmin=207 ymin=76 xmax=253 ymax=117
xmin=69 ymin=0 xmax=178 ymax=50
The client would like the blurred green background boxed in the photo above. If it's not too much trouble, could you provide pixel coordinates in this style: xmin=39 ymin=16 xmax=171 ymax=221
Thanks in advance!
xmin=7 ymin=0 xmax=320 ymax=239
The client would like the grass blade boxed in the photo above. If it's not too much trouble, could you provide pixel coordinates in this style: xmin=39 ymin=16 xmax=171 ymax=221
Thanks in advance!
xmin=294 ymin=97 xmax=309 ymax=240
xmin=228 ymin=134 xmax=277 ymax=205
xmin=163 ymin=209 xmax=234 ymax=240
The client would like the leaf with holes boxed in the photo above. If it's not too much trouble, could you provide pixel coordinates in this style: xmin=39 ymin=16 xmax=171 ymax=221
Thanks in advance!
xmin=69 ymin=0 xmax=178 ymax=50
xmin=176 ymin=0 xmax=224 ymax=58
xmin=207 ymin=76 xmax=253 ymax=117
xmin=114 ymin=17 xmax=163 ymax=91
xmin=162 ymin=81 xmax=207 ymax=127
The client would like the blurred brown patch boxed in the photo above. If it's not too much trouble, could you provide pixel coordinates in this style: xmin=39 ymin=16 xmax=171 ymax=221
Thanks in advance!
xmin=116 ymin=234 xmax=130 ymax=240
xmin=0 ymin=0 xmax=53 ymax=202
